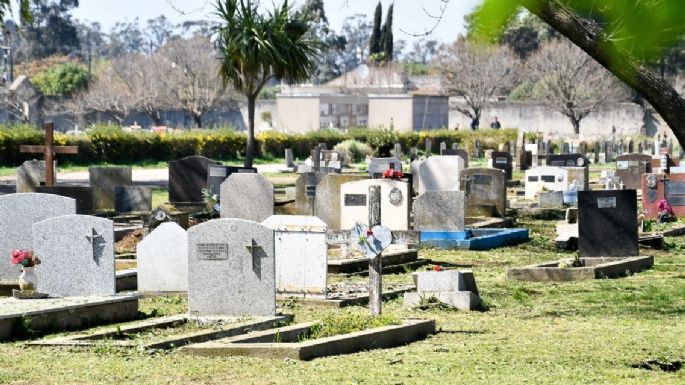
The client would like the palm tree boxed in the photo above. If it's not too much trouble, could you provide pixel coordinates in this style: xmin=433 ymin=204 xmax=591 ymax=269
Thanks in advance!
xmin=214 ymin=0 xmax=320 ymax=168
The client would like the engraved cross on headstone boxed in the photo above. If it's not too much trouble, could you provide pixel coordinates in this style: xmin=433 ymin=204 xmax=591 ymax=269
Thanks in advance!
xmin=19 ymin=122 xmax=79 ymax=186
xmin=86 ymin=228 xmax=104 ymax=262
xmin=245 ymin=238 xmax=265 ymax=273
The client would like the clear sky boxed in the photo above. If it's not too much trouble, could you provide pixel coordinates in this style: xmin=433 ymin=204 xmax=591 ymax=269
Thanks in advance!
xmin=66 ymin=0 xmax=481 ymax=44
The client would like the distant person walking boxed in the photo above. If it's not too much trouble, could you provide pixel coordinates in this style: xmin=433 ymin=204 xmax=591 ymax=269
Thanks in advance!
xmin=470 ymin=117 xmax=479 ymax=130
xmin=490 ymin=116 xmax=501 ymax=129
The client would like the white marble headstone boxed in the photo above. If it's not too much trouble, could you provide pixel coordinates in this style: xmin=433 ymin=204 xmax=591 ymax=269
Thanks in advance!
xmin=524 ymin=166 xmax=568 ymax=199
xmin=136 ymin=222 xmax=188 ymax=293
xmin=339 ymin=179 xmax=410 ymax=231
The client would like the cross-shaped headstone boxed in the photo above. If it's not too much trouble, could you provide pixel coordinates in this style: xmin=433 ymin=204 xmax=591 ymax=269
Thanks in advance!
xmin=19 ymin=122 xmax=79 ymax=186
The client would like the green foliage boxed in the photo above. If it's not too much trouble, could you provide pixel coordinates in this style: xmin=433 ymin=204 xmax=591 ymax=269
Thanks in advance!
xmin=402 ymin=62 xmax=430 ymax=76
xmin=333 ymin=139 xmax=373 ymax=163
xmin=508 ymin=81 xmax=535 ymax=100
xmin=258 ymin=85 xmax=281 ymax=100
xmin=307 ymin=310 xmax=400 ymax=340
xmin=32 ymin=62 xmax=89 ymax=96
xmin=369 ymin=2 xmax=382 ymax=56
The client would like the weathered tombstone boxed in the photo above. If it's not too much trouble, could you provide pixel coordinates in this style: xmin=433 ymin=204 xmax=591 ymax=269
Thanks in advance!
xmin=547 ymin=154 xmax=589 ymax=168
xmin=207 ymin=165 xmax=258 ymax=198
xmin=368 ymin=157 xmax=402 ymax=178
xmin=0 ymin=193 xmax=76 ymax=280
xmin=168 ymin=156 xmax=221 ymax=205
xmin=518 ymin=150 xmax=532 ymax=171
xmin=393 ymin=143 xmax=402 ymax=160
xmin=220 ymin=173 xmax=274 ymax=222
xmin=294 ymin=172 xmax=325 ymax=215
xmin=262 ymin=215 xmax=327 ymax=296
xmin=440 ymin=142 xmax=447 ymax=153
xmin=313 ymin=174 xmax=367 ymax=230
xmin=34 ymin=215 xmax=115 ymax=297
xmin=19 ymin=122 xmax=78 ymax=186
xmin=414 ymin=191 xmax=465 ymax=231
xmin=404 ymin=270 xmax=480 ymax=310
xmin=539 ymin=191 xmax=564 ymax=208
xmin=285 ymin=148 xmax=294 ymax=168
xmin=114 ymin=186 xmax=152 ymax=213
xmin=136 ymin=222 xmax=188 ymax=293
xmin=441 ymin=148 xmax=469 ymax=168
xmin=187 ymin=219 xmax=275 ymax=317
xmin=489 ymin=151 xmax=513 ymax=180
xmin=410 ymin=160 xmax=423 ymax=195
xmin=578 ymin=190 xmax=638 ymax=258
xmin=615 ymin=153 xmax=652 ymax=190
xmin=409 ymin=147 xmax=418 ymax=161
xmin=36 ymin=186 xmax=94 ymax=214
xmin=16 ymin=160 xmax=48 ymax=193
xmin=564 ymin=167 xmax=590 ymax=191
xmin=425 ymin=139 xmax=432 ymax=157
xmin=89 ymin=166 xmax=133 ymax=211
xmin=340 ymin=179 xmax=410 ymax=230
xmin=418 ymin=155 xmax=465 ymax=195
xmin=628 ymin=139 xmax=635 ymax=154
xmin=462 ymin=168 xmax=506 ymax=217
xmin=525 ymin=166 xmax=568 ymax=199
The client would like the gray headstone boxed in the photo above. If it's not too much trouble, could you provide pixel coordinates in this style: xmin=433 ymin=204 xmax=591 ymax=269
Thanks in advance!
xmin=136 ymin=222 xmax=188 ymax=293
xmin=89 ymin=166 xmax=132 ymax=211
xmin=220 ymin=173 xmax=274 ymax=222
xmin=313 ymin=174 xmax=367 ymax=230
xmin=414 ymin=191 xmax=465 ymax=231
xmin=285 ymin=148 xmax=294 ymax=168
xmin=16 ymin=160 xmax=48 ymax=193
xmin=294 ymin=172 xmax=326 ymax=215
xmin=462 ymin=168 xmax=506 ymax=217
xmin=188 ymin=219 xmax=275 ymax=317
xmin=0 ymin=193 xmax=76 ymax=280
xmin=34 ymin=214 xmax=115 ymax=297
xmin=539 ymin=191 xmax=564 ymax=208
xmin=115 ymin=186 xmax=152 ymax=213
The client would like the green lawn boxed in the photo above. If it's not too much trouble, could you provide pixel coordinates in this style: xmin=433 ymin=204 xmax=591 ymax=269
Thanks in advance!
xmin=1 ymin=216 xmax=683 ymax=384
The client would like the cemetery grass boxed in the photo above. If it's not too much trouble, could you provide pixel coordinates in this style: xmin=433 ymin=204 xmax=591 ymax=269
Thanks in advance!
xmin=1 ymin=219 xmax=684 ymax=384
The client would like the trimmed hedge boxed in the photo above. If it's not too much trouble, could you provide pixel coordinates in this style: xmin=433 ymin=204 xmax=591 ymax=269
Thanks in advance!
xmin=0 ymin=124 xmax=518 ymax=166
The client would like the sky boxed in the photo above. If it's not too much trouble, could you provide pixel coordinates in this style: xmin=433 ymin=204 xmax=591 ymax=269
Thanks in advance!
xmin=65 ymin=0 xmax=482 ymax=44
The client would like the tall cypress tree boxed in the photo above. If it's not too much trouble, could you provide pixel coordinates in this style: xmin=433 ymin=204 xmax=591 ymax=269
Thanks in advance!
xmin=382 ymin=3 xmax=394 ymax=61
xmin=369 ymin=1 xmax=382 ymax=56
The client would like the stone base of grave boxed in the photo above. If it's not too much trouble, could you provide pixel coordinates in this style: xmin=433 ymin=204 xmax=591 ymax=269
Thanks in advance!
xmin=180 ymin=319 xmax=436 ymax=361
xmin=420 ymin=228 xmax=529 ymax=250
xmin=0 ymin=293 xmax=140 ymax=341
xmin=28 ymin=314 xmax=294 ymax=350
xmin=403 ymin=291 xmax=481 ymax=310
xmin=0 ymin=270 xmax=138 ymax=297
xmin=465 ymin=217 xmax=514 ymax=228
xmin=327 ymin=249 xmax=427 ymax=275
xmin=278 ymin=286 xmax=413 ymax=308
xmin=506 ymin=256 xmax=654 ymax=282
xmin=114 ymin=224 xmax=143 ymax=242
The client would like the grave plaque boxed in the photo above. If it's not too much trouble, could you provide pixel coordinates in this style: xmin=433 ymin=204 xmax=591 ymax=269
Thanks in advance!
xmin=462 ymin=168 xmax=506 ymax=217
xmin=615 ymin=153 xmax=652 ymax=190
xmin=207 ymin=165 xmax=257 ymax=198
xmin=340 ymin=179 xmax=410 ymax=230
xmin=136 ymin=222 xmax=188 ymax=293
xmin=188 ymin=219 xmax=275 ymax=317
xmin=546 ymin=154 xmax=589 ymax=168
xmin=0 ymin=193 xmax=76 ymax=280
xmin=89 ymin=166 xmax=133 ymax=211
xmin=220 ymin=173 xmax=274 ymax=222
xmin=489 ymin=151 xmax=513 ymax=180
xmin=578 ymin=190 xmax=638 ymax=258
xmin=34 ymin=215 xmax=116 ymax=297
xmin=168 ymin=156 xmax=221 ymax=204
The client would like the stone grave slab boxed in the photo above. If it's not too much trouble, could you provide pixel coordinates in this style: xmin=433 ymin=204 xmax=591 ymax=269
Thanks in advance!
xmin=35 ymin=186 xmax=93 ymax=214
xmin=616 ymin=153 xmax=652 ymax=190
xmin=89 ymin=166 xmax=133 ymax=211
xmin=642 ymin=173 xmax=685 ymax=219
xmin=461 ymin=168 xmax=506 ymax=217
xmin=0 ymin=193 xmax=76 ymax=280
xmin=220 ymin=173 xmax=274 ymax=222
xmin=414 ymin=191 xmax=465 ymax=231
xmin=507 ymin=256 xmax=653 ymax=282
xmin=187 ymin=219 xmax=275 ymax=317
xmin=419 ymin=228 xmax=528 ymax=250
xmin=16 ymin=160 xmax=49 ymax=193
xmin=169 ymin=156 xmax=222 ymax=204
xmin=368 ymin=157 xmax=402 ymax=178
xmin=404 ymin=270 xmax=480 ymax=310
xmin=489 ymin=151 xmax=513 ymax=180
xmin=524 ymin=166 xmax=568 ymax=199
xmin=340 ymin=179 xmax=410 ymax=231
xmin=114 ymin=186 xmax=152 ymax=213
xmin=34 ymin=215 xmax=116 ymax=297
xmin=136 ymin=222 xmax=188 ymax=293
xmin=312 ymin=174 xmax=367 ymax=230
xmin=262 ymin=215 xmax=327 ymax=296
xmin=207 ymin=165 xmax=257 ymax=198
xmin=578 ymin=190 xmax=638 ymax=258
xmin=418 ymin=156 xmax=465 ymax=195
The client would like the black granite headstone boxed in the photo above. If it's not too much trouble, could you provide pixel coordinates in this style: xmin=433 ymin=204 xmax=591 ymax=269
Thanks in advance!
xmin=36 ymin=186 xmax=94 ymax=214
xmin=578 ymin=190 xmax=638 ymax=258
xmin=546 ymin=154 xmax=590 ymax=168
xmin=491 ymin=151 xmax=513 ymax=180
xmin=168 ymin=156 xmax=222 ymax=204
xmin=115 ymin=186 xmax=152 ymax=213
xmin=206 ymin=165 xmax=257 ymax=198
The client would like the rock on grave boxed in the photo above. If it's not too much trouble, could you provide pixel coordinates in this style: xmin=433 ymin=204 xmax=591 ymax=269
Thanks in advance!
xmin=340 ymin=179 xmax=410 ymax=231
xmin=313 ymin=174 xmax=367 ymax=230
xmin=136 ymin=222 xmax=188 ymax=293
xmin=36 ymin=186 xmax=94 ymax=214
xmin=462 ymin=168 xmax=506 ymax=217
xmin=89 ymin=166 xmax=132 ymax=211
xmin=16 ymin=160 xmax=47 ymax=193
xmin=34 ymin=214 xmax=116 ymax=297
xmin=578 ymin=190 xmax=638 ymax=258
xmin=168 ymin=156 xmax=222 ymax=204
xmin=368 ymin=157 xmax=402 ymax=178
xmin=0 ymin=193 xmax=76 ymax=280
xmin=414 ymin=191 xmax=465 ymax=231
xmin=524 ymin=166 xmax=568 ymax=200
xmin=187 ymin=218 xmax=275 ymax=317
xmin=115 ymin=186 xmax=152 ymax=213
xmin=220 ymin=173 xmax=274 ymax=222
xmin=615 ymin=153 xmax=652 ymax=190
xmin=418 ymin=156 xmax=464 ymax=195
xmin=262 ymin=215 xmax=327 ymax=296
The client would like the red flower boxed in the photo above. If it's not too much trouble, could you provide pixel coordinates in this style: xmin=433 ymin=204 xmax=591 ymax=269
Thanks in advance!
xmin=382 ymin=168 xmax=404 ymax=180
xmin=366 ymin=229 xmax=374 ymax=237
xmin=432 ymin=265 xmax=443 ymax=272
xmin=10 ymin=250 xmax=39 ymax=267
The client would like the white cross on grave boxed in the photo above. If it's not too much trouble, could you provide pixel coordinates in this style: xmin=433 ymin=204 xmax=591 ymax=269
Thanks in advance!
xmin=85 ymin=228 xmax=105 ymax=263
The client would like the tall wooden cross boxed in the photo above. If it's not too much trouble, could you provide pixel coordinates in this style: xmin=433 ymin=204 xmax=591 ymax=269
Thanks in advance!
xmin=19 ymin=122 xmax=78 ymax=186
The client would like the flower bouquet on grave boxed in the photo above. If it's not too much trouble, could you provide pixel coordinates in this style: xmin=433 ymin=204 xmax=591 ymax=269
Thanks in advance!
xmin=10 ymin=249 xmax=41 ymax=294
xmin=382 ymin=168 xmax=404 ymax=180
xmin=201 ymin=188 xmax=220 ymax=213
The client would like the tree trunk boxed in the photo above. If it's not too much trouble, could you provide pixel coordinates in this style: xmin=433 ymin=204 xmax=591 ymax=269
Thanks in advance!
xmin=520 ymin=0 xmax=685 ymax=148
xmin=193 ymin=113 xmax=203 ymax=129
xmin=570 ymin=116 xmax=580 ymax=135
xmin=245 ymin=95 xmax=256 ymax=168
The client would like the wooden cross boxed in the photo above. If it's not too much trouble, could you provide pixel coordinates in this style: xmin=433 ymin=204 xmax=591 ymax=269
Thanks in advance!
xmin=19 ymin=122 xmax=79 ymax=186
